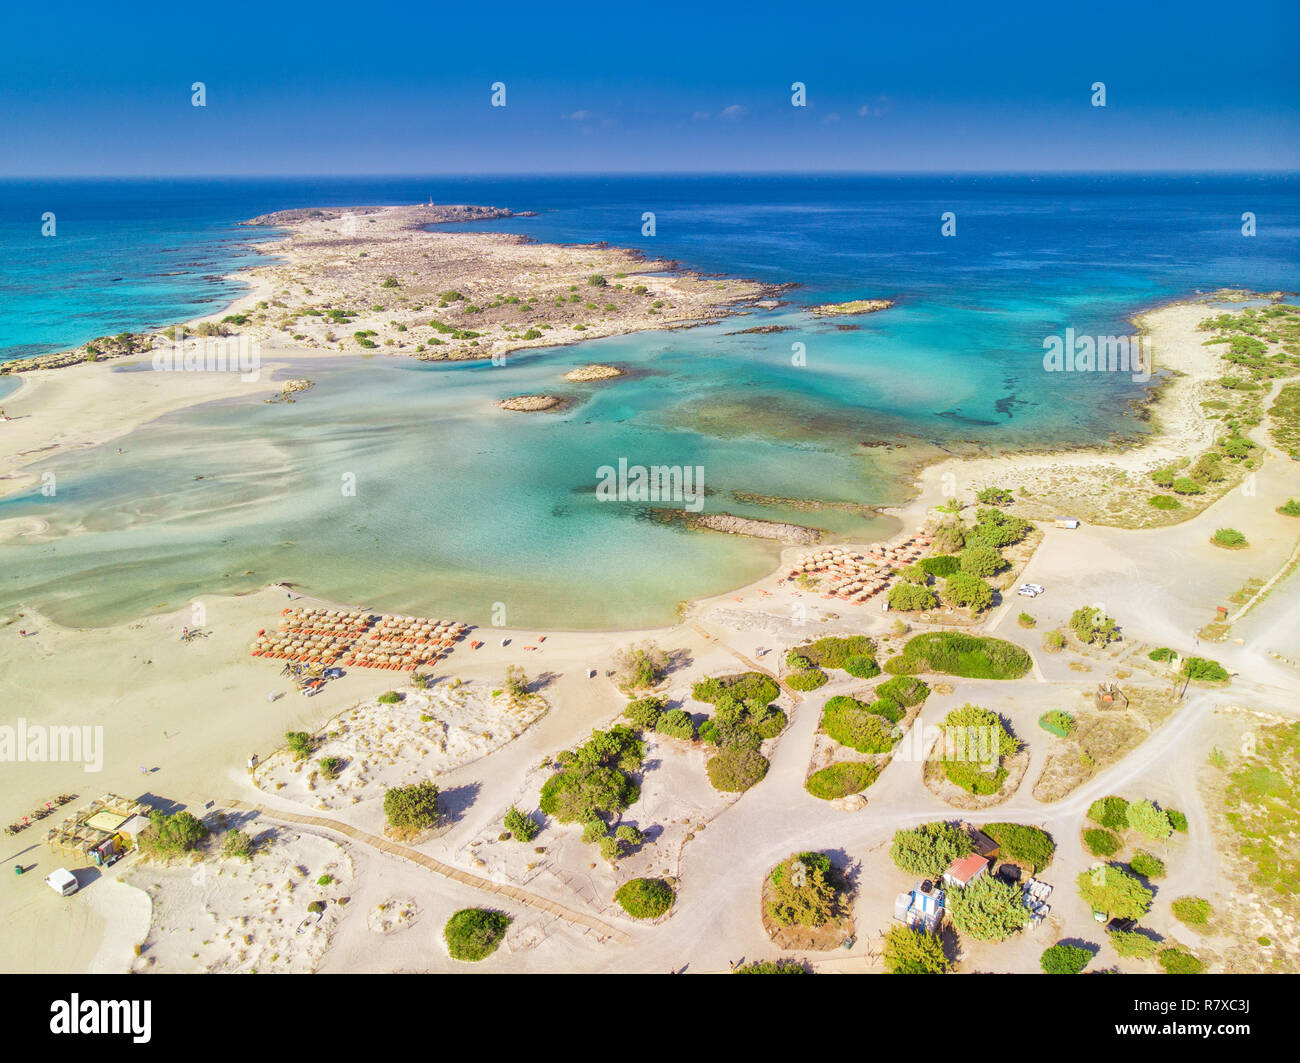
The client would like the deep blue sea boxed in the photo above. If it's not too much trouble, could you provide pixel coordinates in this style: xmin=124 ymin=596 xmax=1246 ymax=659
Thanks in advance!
xmin=2 ymin=174 xmax=1298 ymax=627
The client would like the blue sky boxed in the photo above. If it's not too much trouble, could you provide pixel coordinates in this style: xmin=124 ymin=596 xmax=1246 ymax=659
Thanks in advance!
xmin=3 ymin=0 xmax=1297 ymax=175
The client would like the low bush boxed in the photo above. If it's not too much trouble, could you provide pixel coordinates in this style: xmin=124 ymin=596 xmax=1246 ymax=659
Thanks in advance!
xmin=875 ymin=675 xmax=930 ymax=707
xmin=1040 ymin=943 xmax=1091 ymax=974
xmin=706 ymin=747 xmax=770 ymax=792
xmin=734 ymin=959 xmax=807 ymax=974
xmin=1159 ymin=948 xmax=1205 ymax=974
xmin=1083 ymin=828 xmax=1120 ymax=857
xmin=444 ymin=908 xmax=510 ymax=961
xmin=882 ymin=924 xmax=949 ymax=973
xmin=890 ymin=822 xmax=973 ymax=877
xmin=885 ymin=632 xmax=1031 ymax=680
xmin=503 ymin=806 xmax=539 ymax=842
xmin=785 ymin=667 xmax=829 ymax=691
xmin=655 ymin=708 xmax=696 ymax=740
xmin=1172 ymin=896 xmax=1212 ymax=926
xmin=981 ymin=823 xmax=1056 ymax=873
xmin=806 ymin=761 xmax=879 ymax=800
xmin=822 ymin=696 xmax=898 ymax=754
xmin=1109 ymin=928 xmax=1159 ymax=959
xmin=1087 ymin=795 xmax=1130 ymax=830
xmin=1211 ymin=527 xmax=1248 ymax=548
xmin=1129 ymin=851 xmax=1166 ymax=879
xmin=917 ymin=554 xmax=961 ymax=578
xmin=1039 ymin=710 xmax=1075 ymax=737
xmin=614 ymin=878 xmax=675 ymax=919
xmin=384 ymin=781 xmax=440 ymax=834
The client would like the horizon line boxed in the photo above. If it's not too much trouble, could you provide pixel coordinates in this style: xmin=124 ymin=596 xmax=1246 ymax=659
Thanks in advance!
xmin=2 ymin=168 xmax=1298 ymax=181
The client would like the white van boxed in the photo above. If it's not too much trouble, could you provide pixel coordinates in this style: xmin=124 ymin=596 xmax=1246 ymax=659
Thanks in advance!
xmin=45 ymin=868 xmax=79 ymax=896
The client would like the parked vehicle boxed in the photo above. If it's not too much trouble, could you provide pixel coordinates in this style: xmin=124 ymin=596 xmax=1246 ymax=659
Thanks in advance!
xmin=1017 ymin=583 xmax=1045 ymax=597
xmin=45 ymin=868 xmax=79 ymax=896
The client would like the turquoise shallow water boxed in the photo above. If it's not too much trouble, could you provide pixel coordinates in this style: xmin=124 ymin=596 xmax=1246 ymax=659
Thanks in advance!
xmin=1 ymin=174 xmax=1297 ymax=628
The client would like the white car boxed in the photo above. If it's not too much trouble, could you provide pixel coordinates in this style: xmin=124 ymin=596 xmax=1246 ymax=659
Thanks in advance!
xmin=45 ymin=868 xmax=79 ymax=896
xmin=1017 ymin=583 xmax=1045 ymax=597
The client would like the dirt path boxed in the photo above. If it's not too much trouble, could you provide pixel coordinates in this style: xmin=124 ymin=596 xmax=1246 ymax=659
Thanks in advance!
xmin=224 ymin=800 xmax=630 ymax=944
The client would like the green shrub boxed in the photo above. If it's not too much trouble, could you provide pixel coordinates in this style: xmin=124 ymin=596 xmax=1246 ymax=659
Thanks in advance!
xmin=1071 ymin=606 xmax=1119 ymax=645
xmin=1148 ymin=494 xmax=1182 ymax=510
xmin=503 ymin=806 xmax=539 ymax=842
xmin=318 ymin=756 xmax=344 ymax=780
xmin=1109 ymin=928 xmax=1159 ymax=959
xmin=976 ymin=487 xmax=1014 ymax=506
xmin=285 ymin=731 xmax=315 ymax=760
xmin=806 ymin=761 xmax=879 ymax=800
xmin=1129 ymin=851 xmax=1166 ymax=879
xmin=539 ymin=764 xmax=638 ymax=822
xmin=1084 ymin=828 xmax=1120 ymax=857
xmin=139 ymin=810 xmax=208 ymax=856
xmin=886 ymin=632 xmax=1031 ymax=680
xmin=941 ymin=571 xmax=996 ymax=612
xmin=875 ymin=675 xmax=930 ymax=707
xmin=1183 ymin=656 xmax=1229 ymax=682
xmin=788 ymin=635 xmax=876 ymax=671
xmin=1211 ymin=527 xmax=1248 ymax=548
xmin=383 ymin=781 xmax=440 ymax=834
xmin=1088 ymin=795 xmax=1131 ymax=830
xmin=917 ymin=554 xmax=961 ymax=578
xmin=1171 ymin=477 xmax=1203 ymax=495
xmin=1039 ymin=710 xmax=1075 ymax=737
xmin=785 ymin=667 xmax=829 ymax=691
xmin=655 ymin=708 xmax=696 ymax=740
xmin=767 ymin=852 xmax=843 ymax=928
xmin=1077 ymin=865 xmax=1152 ymax=920
xmin=959 ymin=544 xmax=1009 ymax=577
xmin=443 ymin=908 xmax=510 ymax=961
xmin=1042 ymin=630 xmax=1066 ymax=652
xmin=1277 ymin=499 xmax=1300 ymax=516
xmin=1171 ymin=896 xmax=1212 ymax=926
xmin=946 ymin=875 xmax=1028 ymax=941
xmin=1128 ymin=799 xmax=1173 ymax=840
xmin=693 ymin=672 xmax=780 ymax=706
xmin=981 ymin=823 xmax=1056 ymax=873
xmin=623 ymin=695 xmax=666 ymax=730
xmin=1148 ymin=647 xmax=1178 ymax=662
xmin=1040 ymin=943 xmax=1091 ymax=974
xmin=843 ymin=655 xmax=881 ymax=679
xmin=706 ymin=747 xmax=769 ymax=792
xmin=733 ymin=959 xmax=808 ymax=974
xmin=889 ymin=583 xmax=938 ymax=611
xmin=890 ymin=823 xmax=973 ymax=878
xmin=935 ymin=704 xmax=1019 ymax=794
xmin=377 ymin=691 xmax=402 ymax=704
xmin=1158 ymin=948 xmax=1205 ymax=974
xmin=221 ymin=829 xmax=255 ymax=861
xmin=615 ymin=877 xmax=675 ymax=919
xmin=822 ymin=696 xmax=897 ymax=754
xmin=1167 ymin=809 xmax=1189 ymax=833
xmin=882 ymin=925 xmax=949 ymax=973
xmin=1017 ymin=611 xmax=1036 ymax=628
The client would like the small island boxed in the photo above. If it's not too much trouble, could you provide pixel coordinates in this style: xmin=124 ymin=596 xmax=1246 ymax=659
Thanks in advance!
xmin=810 ymin=298 xmax=894 ymax=316
xmin=563 ymin=364 xmax=624 ymax=382
xmin=495 ymin=394 xmax=567 ymax=413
